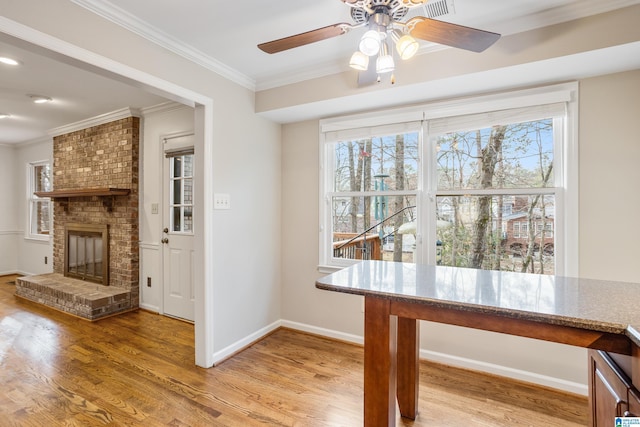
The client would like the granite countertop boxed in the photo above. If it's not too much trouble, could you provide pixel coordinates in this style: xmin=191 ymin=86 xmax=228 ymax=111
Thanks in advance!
xmin=316 ymin=261 xmax=640 ymax=347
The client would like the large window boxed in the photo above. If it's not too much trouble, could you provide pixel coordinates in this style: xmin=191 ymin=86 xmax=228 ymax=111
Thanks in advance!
xmin=27 ymin=160 xmax=52 ymax=240
xmin=320 ymin=84 xmax=578 ymax=275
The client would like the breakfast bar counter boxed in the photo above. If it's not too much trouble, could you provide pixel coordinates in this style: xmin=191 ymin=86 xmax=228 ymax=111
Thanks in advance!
xmin=316 ymin=261 xmax=640 ymax=426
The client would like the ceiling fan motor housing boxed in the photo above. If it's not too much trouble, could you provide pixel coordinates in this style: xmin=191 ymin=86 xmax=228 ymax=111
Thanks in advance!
xmin=350 ymin=0 xmax=409 ymax=28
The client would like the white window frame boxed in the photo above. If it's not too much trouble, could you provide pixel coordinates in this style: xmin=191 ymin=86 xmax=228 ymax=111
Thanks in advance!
xmin=26 ymin=160 xmax=52 ymax=241
xmin=319 ymin=82 xmax=579 ymax=276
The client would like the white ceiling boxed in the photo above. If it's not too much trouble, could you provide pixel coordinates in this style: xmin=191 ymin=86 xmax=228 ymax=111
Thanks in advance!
xmin=1 ymin=0 xmax=639 ymax=145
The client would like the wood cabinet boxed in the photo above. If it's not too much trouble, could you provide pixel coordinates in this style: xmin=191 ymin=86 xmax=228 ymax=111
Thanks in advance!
xmin=589 ymin=349 xmax=635 ymax=425
xmin=627 ymin=388 xmax=640 ymax=417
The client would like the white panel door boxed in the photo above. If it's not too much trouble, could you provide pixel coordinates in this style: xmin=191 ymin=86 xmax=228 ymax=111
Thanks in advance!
xmin=162 ymin=139 xmax=195 ymax=321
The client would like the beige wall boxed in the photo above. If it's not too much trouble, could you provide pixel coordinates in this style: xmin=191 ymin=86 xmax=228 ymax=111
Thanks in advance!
xmin=579 ymin=70 xmax=640 ymax=283
xmin=0 ymin=144 xmax=20 ymax=275
xmin=281 ymin=69 xmax=640 ymax=393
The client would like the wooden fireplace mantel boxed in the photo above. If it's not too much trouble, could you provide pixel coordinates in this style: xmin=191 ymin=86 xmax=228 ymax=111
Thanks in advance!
xmin=35 ymin=188 xmax=130 ymax=198
xmin=35 ymin=188 xmax=131 ymax=211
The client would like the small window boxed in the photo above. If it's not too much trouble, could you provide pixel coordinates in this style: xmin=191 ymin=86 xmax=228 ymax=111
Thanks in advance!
xmin=28 ymin=161 xmax=52 ymax=240
xmin=169 ymin=154 xmax=194 ymax=233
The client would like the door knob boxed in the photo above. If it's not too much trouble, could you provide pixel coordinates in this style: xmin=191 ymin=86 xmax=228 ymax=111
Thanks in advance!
xmin=161 ymin=238 xmax=169 ymax=244
xmin=163 ymin=227 xmax=169 ymax=233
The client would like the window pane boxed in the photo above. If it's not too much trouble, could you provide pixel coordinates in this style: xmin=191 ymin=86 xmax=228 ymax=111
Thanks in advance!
xmin=184 ymin=207 xmax=193 ymax=233
xmin=333 ymin=132 xmax=419 ymax=192
xmin=172 ymin=157 xmax=182 ymax=178
xmin=436 ymin=195 xmax=555 ymax=274
xmin=436 ymin=119 xmax=554 ymax=190
xmin=172 ymin=179 xmax=182 ymax=204
xmin=172 ymin=207 xmax=182 ymax=232
xmin=34 ymin=164 xmax=51 ymax=193
xmin=183 ymin=154 xmax=193 ymax=178
xmin=30 ymin=200 xmax=50 ymax=235
xmin=184 ymin=177 xmax=193 ymax=204
xmin=332 ymin=195 xmax=417 ymax=262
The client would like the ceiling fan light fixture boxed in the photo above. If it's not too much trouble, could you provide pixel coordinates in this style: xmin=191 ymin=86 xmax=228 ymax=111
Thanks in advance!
xmin=376 ymin=42 xmax=394 ymax=74
xmin=0 ymin=56 xmax=20 ymax=66
xmin=349 ymin=51 xmax=369 ymax=71
xmin=359 ymin=30 xmax=381 ymax=56
xmin=395 ymin=34 xmax=419 ymax=60
xmin=29 ymin=94 xmax=53 ymax=104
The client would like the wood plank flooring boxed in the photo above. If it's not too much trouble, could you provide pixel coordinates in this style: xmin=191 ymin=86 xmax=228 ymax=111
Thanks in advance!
xmin=0 ymin=274 xmax=588 ymax=426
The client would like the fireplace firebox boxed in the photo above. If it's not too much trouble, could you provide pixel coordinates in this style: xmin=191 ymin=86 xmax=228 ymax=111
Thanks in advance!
xmin=64 ymin=223 xmax=109 ymax=285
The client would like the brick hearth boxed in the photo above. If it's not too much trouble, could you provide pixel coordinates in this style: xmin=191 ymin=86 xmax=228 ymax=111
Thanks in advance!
xmin=15 ymin=273 xmax=131 ymax=321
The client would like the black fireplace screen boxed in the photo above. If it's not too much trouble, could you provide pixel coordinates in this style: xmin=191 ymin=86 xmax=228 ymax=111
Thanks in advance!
xmin=64 ymin=223 xmax=108 ymax=285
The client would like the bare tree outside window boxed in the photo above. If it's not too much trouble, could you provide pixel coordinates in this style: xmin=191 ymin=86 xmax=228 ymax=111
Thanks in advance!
xmin=435 ymin=119 xmax=555 ymax=274
xmin=29 ymin=162 xmax=51 ymax=237
xmin=332 ymin=131 xmax=419 ymax=262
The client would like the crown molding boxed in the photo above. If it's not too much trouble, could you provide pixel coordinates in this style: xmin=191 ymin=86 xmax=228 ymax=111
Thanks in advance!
xmin=48 ymin=107 xmax=140 ymax=137
xmin=140 ymin=101 xmax=189 ymax=116
xmin=65 ymin=0 xmax=640 ymax=92
xmin=70 ymin=0 xmax=256 ymax=91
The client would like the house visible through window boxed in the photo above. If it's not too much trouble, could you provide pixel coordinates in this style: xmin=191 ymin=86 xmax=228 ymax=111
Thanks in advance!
xmin=320 ymin=83 xmax=578 ymax=276
xmin=28 ymin=161 xmax=51 ymax=239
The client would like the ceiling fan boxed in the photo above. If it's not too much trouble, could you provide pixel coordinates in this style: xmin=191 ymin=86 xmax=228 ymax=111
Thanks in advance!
xmin=258 ymin=0 xmax=500 ymax=82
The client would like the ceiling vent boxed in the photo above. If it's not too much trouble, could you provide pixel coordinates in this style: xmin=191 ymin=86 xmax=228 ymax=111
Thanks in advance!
xmin=423 ymin=0 xmax=453 ymax=18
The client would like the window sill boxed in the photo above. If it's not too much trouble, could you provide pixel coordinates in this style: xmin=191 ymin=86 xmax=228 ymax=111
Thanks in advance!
xmin=317 ymin=264 xmax=346 ymax=274
xmin=24 ymin=235 xmax=52 ymax=243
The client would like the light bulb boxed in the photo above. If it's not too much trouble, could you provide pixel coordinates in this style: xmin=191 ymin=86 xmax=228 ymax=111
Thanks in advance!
xmin=349 ymin=51 xmax=369 ymax=71
xmin=376 ymin=55 xmax=394 ymax=74
xmin=395 ymin=34 xmax=419 ymax=60
xmin=376 ymin=42 xmax=394 ymax=74
xmin=359 ymin=30 xmax=381 ymax=56
xmin=0 ymin=57 xmax=19 ymax=66
xmin=29 ymin=94 xmax=52 ymax=104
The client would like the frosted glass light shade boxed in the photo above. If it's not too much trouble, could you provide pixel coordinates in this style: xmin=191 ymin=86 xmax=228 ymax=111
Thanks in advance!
xmin=395 ymin=34 xmax=419 ymax=60
xmin=359 ymin=30 xmax=381 ymax=56
xmin=349 ymin=51 xmax=369 ymax=71
xmin=376 ymin=54 xmax=394 ymax=74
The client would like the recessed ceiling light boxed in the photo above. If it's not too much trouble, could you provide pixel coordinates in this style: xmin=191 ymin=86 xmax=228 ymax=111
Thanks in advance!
xmin=0 ymin=113 xmax=11 ymax=119
xmin=0 ymin=57 xmax=19 ymax=66
xmin=28 ymin=94 xmax=53 ymax=104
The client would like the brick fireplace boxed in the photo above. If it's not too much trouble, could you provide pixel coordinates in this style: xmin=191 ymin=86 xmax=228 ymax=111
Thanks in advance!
xmin=16 ymin=117 xmax=140 ymax=320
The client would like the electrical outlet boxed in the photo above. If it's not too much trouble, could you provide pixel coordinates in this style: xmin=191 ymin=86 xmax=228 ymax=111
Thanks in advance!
xmin=44 ymin=256 xmax=48 ymax=265
xmin=214 ymin=193 xmax=231 ymax=210
xmin=147 ymin=277 xmax=152 ymax=287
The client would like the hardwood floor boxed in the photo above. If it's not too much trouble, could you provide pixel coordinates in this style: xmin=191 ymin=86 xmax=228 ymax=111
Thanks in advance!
xmin=0 ymin=274 xmax=588 ymax=426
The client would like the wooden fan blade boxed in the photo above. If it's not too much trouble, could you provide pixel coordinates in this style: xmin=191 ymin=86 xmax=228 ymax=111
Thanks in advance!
xmin=408 ymin=17 xmax=500 ymax=53
xmin=258 ymin=24 xmax=351 ymax=54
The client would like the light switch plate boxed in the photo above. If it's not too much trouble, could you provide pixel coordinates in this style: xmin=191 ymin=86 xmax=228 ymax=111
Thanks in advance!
xmin=214 ymin=193 xmax=231 ymax=210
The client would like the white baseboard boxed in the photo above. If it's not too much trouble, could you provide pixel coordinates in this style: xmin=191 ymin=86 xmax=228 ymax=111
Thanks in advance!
xmin=420 ymin=349 xmax=588 ymax=396
xmin=212 ymin=320 xmax=282 ymax=365
xmin=0 ymin=270 xmax=31 ymax=277
xmin=139 ymin=303 xmax=159 ymax=313
xmin=281 ymin=320 xmax=364 ymax=345
xmin=277 ymin=320 xmax=588 ymax=396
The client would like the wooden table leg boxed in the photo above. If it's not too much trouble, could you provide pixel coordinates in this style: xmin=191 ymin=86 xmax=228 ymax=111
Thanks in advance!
xmin=364 ymin=296 xmax=397 ymax=427
xmin=397 ymin=317 xmax=419 ymax=419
